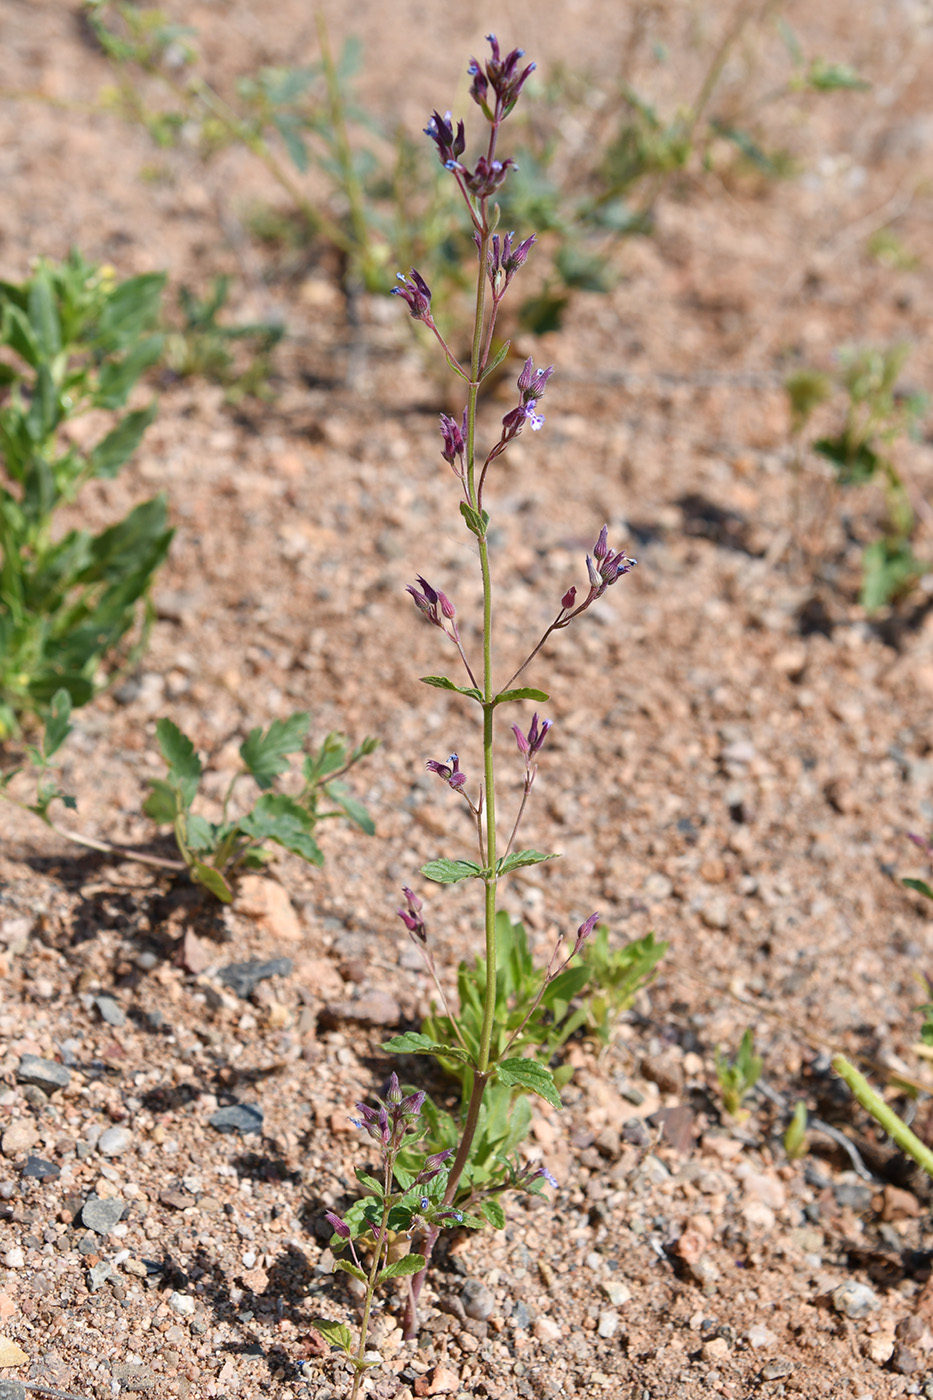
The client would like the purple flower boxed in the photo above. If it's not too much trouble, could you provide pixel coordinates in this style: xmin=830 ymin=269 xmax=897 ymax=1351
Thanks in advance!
xmin=426 ymin=754 xmax=466 ymax=791
xmin=439 ymin=411 xmax=466 ymax=470
xmin=407 ymin=575 xmax=456 ymax=628
xmin=397 ymin=886 xmax=426 ymax=942
xmin=424 ymin=110 xmax=466 ymax=166
xmin=517 ymin=356 xmax=554 ymax=403
xmin=415 ymin=1149 xmax=454 ymax=1186
xmin=572 ymin=912 xmax=600 ymax=955
xmin=560 ymin=585 xmax=577 ymax=611
xmin=584 ymin=526 xmax=637 ymax=598
xmin=458 ymin=155 xmax=516 ymax=199
xmin=392 ymin=268 xmax=432 ymax=321
xmin=487 ymin=231 xmax=536 ymax=293
xmin=536 ymin=1166 xmax=559 ymax=1189
xmin=512 ymin=713 xmax=552 ymax=762
xmin=325 ymin=1211 xmax=351 ymax=1240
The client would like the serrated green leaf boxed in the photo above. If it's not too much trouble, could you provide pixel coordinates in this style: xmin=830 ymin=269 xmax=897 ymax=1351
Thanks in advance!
xmin=459 ymin=500 xmax=489 ymax=538
xmin=185 ymin=813 xmax=218 ymax=853
xmin=89 ymin=403 xmax=157 ymax=478
xmin=421 ymin=858 xmax=484 ymax=884
xmin=381 ymin=1032 xmax=475 ymax=1066
xmin=377 ymin=1252 xmax=426 ymax=1282
xmin=480 ymin=1197 xmax=506 ymax=1229
xmin=154 ymin=717 xmax=202 ymax=806
xmin=238 ymin=792 xmax=324 ymax=865
xmin=192 ymin=862 xmax=233 ymax=902
xmin=240 ymin=712 xmax=310 ymax=789
xmin=333 ymin=1258 xmax=367 ymax=1283
xmin=497 ymin=849 xmax=558 ymax=876
xmin=496 ymin=1057 xmax=563 ymax=1109
xmin=420 ymin=675 xmax=483 ymax=702
xmin=493 ymin=687 xmax=549 ymax=704
xmin=312 ymin=1318 xmax=355 ymax=1354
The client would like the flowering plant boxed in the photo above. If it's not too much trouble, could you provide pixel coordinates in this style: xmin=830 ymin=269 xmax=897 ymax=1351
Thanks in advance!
xmin=314 ymin=35 xmax=638 ymax=1392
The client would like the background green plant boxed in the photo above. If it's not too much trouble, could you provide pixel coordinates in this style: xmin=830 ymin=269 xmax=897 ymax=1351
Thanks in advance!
xmin=144 ymin=713 xmax=378 ymax=901
xmin=162 ymin=276 xmax=285 ymax=400
xmin=715 ymin=1026 xmax=763 ymax=1120
xmin=0 ymin=252 xmax=172 ymax=738
xmin=785 ymin=345 xmax=929 ymax=611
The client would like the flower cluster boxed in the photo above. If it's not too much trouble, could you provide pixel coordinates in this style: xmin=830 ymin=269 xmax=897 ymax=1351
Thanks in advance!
xmin=397 ymin=885 xmax=426 ymax=942
xmin=468 ymin=34 xmax=536 ymax=119
xmin=439 ymin=411 xmax=466 ymax=475
xmin=560 ymin=526 xmax=637 ymax=615
xmin=512 ymin=712 xmax=552 ymax=764
xmin=486 ymin=230 xmax=536 ymax=295
xmin=498 ymin=356 xmax=555 ymax=446
xmin=350 ymin=1072 xmax=426 ymax=1155
xmin=392 ymin=268 xmax=432 ymax=321
xmin=407 ymin=575 xmax=457 ymax=631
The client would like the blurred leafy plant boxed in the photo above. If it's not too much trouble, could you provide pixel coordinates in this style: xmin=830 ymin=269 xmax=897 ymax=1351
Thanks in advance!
xmin=783 ymin=1099 xmax=809 ymax=1160
xmin=162 ymin=276 xmax=284 ymax=400
xmin=84 ymin=2 xmax=459 ymax=294
xmin=715 ymin=1027 xmax=763 ymax=1120
xmin=785 ymin=345 xmax=929 ymax=611
xmin=144 ymin=714 xmax=378 ymax=901
xmin=0 ymin=252 xmax=171 ymax=738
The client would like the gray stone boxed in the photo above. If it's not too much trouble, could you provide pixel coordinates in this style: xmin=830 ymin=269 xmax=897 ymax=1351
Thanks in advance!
xmin=598 ymin=1310 xmax=619 ymax=1339
xmin=88 ymin=1260 xmax=114 ymax=1291
xmin=461 ymin=1278 xmax=495 ymax=1321
xmin=21 ymin=1155 xmax=59 ymax=1181
xmin=82 ymin=1195 xmax=126 ymax=1236
xmin=111 ymin=1363 xmax=157 ymax=1391
xmin=209 ymin=1103 xmax=264 ymax=1135
xmin=831 ymin=1280 xmax=878 ymax=1320
xmin=218 ymin=958 xmax=292 ymax=1000
xmin=94 ymin=995 xmax=126 ymax=1028
xmin=0 ymin=1380 xmax=27 ymax=1400
xmin=16 ymin=1054 xmax=70 ymax=1092
xmin=512 ymin=1301 xmax=531 ymax=1330
xmin=98 ymin=1126 xmax=133 ymax=1157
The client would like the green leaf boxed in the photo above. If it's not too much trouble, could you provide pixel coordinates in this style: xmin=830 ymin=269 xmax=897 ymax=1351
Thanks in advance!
xmin=272 ymin=113 xmax=310 ymax=172
xmin=806 ymin=59 xmax=870 ymax=92
xmin=459 ymin=501 xmax=489 ymax=538
xmin=143 ymin=778 xmax=180 ymax=824
xmin=191 ymin=863 xmax=234 ymax=902
xmin=493 ymin=687 xmax=549 ymax=704
xmin=154 ymin=717 xmax=202 ymax=807
xmin=904 ymin=878 xmax=933 ymax=902
xmin=27 ymin=269 xmax=62 ymax=360
xmin=480 ymin=1197 xmax=506 ymax=1229
xmin=421 ymin=858 xmax=483 ymax=884
xmin=96 ymin=273 xmax=166 ymax=351
xmin=324 ymin=780 xmax=375 ymax=835
xmin=240 ymin=712 xmax=311 ymax=789
xmin=497 ymin=849 xmax=558 ymax=876
xmin=312 ymin=1319 xmax=355 ymax=1354
xmin=42 ymin=688 xmax=72 ymax=759
xmin=185 ymin=813 xmax=218 ymax=853
xmin=377 ymin=1253 xmax=426 ymax=1282
xmin=355 ymin=1169 xmax=384 ymax=1197
xmin=480 ymin=339 xmax=510 ymax=380
xmin=238 ymin=792 xmax=324 ymax=865
xmin=420 ymin=675 xmax=483 ymax=703
xmin=496 ymin=1057 xmax=563 ymax=1110
xmin=89 ymin=403 xmax=157 ymax=478
xmin=381 ymin=1032 xmax=474 ymax=1066
xmin=332 ymin=1259 xmax=367 ymax=1283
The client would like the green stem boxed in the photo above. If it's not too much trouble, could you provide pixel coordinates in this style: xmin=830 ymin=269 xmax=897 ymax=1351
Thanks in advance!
xmin=348 ymin=1190 xmax=393 ymax=1400
xmin=832 ymin=1054 xmax=933 ymax=1179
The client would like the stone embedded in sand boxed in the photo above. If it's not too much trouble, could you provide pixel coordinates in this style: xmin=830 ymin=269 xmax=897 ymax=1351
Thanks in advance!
xmin=82 ymin=1195 xmax=126 ymax=1236
xmin=1 ymin=1122 xmax=38 ymax=1158
xmin=98 ymin=1127 xmax=133 ymax=1157
xmin=832 ymin=1281 xmax=879 ymax=1320
xmin=15 ymin=1055 xmax=69 ymax=1093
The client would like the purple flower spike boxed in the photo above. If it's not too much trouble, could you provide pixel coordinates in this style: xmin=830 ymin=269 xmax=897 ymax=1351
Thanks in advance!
xmin=462 ymin=155 xmax=516 ymax=199
xmin=517 ymin=356 xmax=554 ymax=403
xmin=407 ymin=576 xmax=455 ymax=630
xmin=325 ymin=1211 xmax=351 ymax=1240
xmin=475 ymin=34 xmax=536 ymax=115
xmin=585 ymin=527 xmax=637 ymax=598
xmin=392 ymin=268 xmax=433 ymax=321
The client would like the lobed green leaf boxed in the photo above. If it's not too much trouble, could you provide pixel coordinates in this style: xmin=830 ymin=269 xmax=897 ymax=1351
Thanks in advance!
xmin=496 ymin=1057 xmax=563 ymax=1110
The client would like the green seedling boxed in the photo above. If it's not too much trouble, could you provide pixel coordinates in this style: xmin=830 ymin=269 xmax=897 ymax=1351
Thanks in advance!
xmin=0 ymin=253 xmax=171 ymax=738
xmin=833 ymin=1054 xmax=933 ymax=1180
xmin=715 ymin=1027 xmax=763 ymax=1120
xmin=143 ymin=714 xmax=377 ymax=901
xmin=783 ymin=1099 xmax=809 ymax=1160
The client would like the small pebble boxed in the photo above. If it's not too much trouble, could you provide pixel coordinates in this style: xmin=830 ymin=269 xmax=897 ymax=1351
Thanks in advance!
xmin=0 ymin=1381 xmax=27 ymax=1400
xmin=461 ymin=1279 xmax=495 ymax=1321
xmin=1 ymin=1123 xmax=38 ymax=1158
xmin=747 ymin=1324 xmax=778 ymax=1349
xmin=82 ymin=1195 xmax=126 ymax=1236
xmin=15 ymin=1055 xmax=69 ymax=1093
xmin=3 ymin=1248 xmax=25 ymax=1269
xmin=98 ymin=1127 xmax=133 ymax=1157
xmin=209 ymin=1104 xmax=264 ymax=1135
xmin=94 ymin=995 xmax=126 ymax=1028
xmin=21 ymin=1155 xmax=59 ymax=1181
xmin=602 ymin=1281 xmax=632 ymax=1307
xmin=832 ymin=1281 xmax=879 ymax=1320
xmin=218 ymin=957 xmax=293 ymax=1000
xmin=761 ymin=1358 xmax=794 ymax=1380
xmin=597 ymin=1310 xmax=619 ymax=1339
xmin=87 ymin=1260 xmax=113 ymax=1291
xmin=168 ymin=1291 xmax=196 ymax=1317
